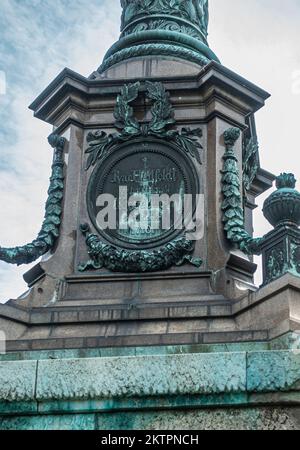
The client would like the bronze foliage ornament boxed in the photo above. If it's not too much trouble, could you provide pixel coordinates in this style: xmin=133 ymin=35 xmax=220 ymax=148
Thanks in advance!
xmin=242 ymin=136 xmax=259 ymax=194
xmin=98 ymin=1 xmax=212 ymax=74
xmin=99 ymin=43 xmax=210 ymax=74
xmin=222 ymin=128 xmax=300 ymax=285
xmin=122 ymin=20 xmax=204 ymax=40
xmin=79 ymin=224 xmax=203 ymax=273
xmin=97 ymin=1 xmax=219 ymax=83
xmin=120 ymin=0 xmax=209 ymax=38
xmin=85 ymin=81 xmax=203 ymax=170
xmin=221 ymin=127 xmax=264 ymax=255
xmin=0 ymin=134 xmax=66 ymax=266
xmin=266 ymin=246 xmax=285 ymax=284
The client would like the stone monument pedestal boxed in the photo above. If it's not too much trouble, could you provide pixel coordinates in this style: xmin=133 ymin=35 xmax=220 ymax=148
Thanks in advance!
xmin=0 ymin=1 xmax=300 ymax=430
xmin=0 ymin=60 xmax=289 ymax=354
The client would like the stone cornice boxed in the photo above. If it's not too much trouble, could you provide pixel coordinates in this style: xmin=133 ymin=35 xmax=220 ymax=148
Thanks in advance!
xmin=29 ymin=62 xmax=270 ymax=127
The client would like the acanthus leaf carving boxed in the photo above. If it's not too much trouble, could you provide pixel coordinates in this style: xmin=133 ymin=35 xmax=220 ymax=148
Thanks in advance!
xmin=120 ymin=0 xmax=209 ymax=37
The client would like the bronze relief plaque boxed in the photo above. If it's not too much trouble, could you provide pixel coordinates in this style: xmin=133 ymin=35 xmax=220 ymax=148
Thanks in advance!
xmin=87 ymin=138 xmax=200 ymax=250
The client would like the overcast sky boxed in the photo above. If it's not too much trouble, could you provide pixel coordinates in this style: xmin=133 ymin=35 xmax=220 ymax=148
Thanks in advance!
xmin=0 ymin=0 xmax=299 ymax=302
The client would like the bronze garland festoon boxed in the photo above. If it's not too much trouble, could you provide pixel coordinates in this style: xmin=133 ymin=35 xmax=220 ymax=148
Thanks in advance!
xmin=221 ymin=127 xmax=263 ymax=255
xmin=79 ymin=81 xmax=203 ymax=273
xmin=79 ymin=224 xmax=203 ymax=273
xmin=0 ymin=134 xmax=66 ymax=266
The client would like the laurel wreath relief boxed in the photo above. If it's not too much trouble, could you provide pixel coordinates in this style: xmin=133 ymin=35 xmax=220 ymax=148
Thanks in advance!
xmin=85 ymin=81 xmax=203 ymax=170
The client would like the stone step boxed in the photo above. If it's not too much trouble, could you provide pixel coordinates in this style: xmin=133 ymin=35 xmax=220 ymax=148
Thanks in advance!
xmin=4 ymin=297 xmax=234 ymax=326
xmin=5 ymin=328 xmax=269 ymax=353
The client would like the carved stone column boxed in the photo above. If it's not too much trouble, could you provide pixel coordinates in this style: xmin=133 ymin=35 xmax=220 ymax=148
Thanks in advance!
xmin=93 ymin=0 xmax=219 ymax=78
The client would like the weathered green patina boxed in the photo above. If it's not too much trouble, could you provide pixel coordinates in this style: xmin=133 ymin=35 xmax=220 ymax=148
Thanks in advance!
xmin=221 ymin=127 xmax=263 ymax=255
xmin=263 ymin=173 xmax=300 ymax=228
xmin=263 ymin=228 xmax=300 ymax=285
xmin=262 ymin=173 xmax=300 ymax=283
xmin=0 ymin=348 xmax=300 ymax=430
xmin=120 ymin=0 xmax=209 ymax=39
xmin=97 ymin=0 xmax=219 ymax=75
xmin=85 ymin=81 xmax=203 ymax=170
xmin=242 ymin=135 xmax=259 ymax=194
xmin=80 ymin=81 xmax=203 ymax=273
xmin=222 ymin=128 xmax=300 ymax=284
xmin=99 ymin=43 xmax=211 ymax=74
xmin=0 ymin=135 xmax=66 ymax=266
xmin=79 ymin=224 xmax=202 ymax=273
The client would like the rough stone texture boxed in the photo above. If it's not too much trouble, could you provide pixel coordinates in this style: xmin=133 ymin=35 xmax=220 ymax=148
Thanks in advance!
xmin=96 ymin=407 xmax=300 ymax=431
xmin=247 ymin=350 xmax=300 ymax=392
xmin=0 ymin=350 xmax=299 ymax=429
xmin=0 ymin=414 xmax=95 ymax=431
xmin=0 ymin=360 xmax=37 ymax=402
xmin=0 ymin=350 xmax=299 ymax=407
xmin=0 ymin=408 xmax=299 ymax=430
xmin=0 ymin=400 xmax=37 ymax=415
xmin=36 ymin=353 xmax=246 ymax=401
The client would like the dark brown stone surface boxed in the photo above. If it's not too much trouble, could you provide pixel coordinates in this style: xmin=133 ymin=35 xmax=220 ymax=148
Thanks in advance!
xmin=0 ymin=57 xmax=281 ymax=352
